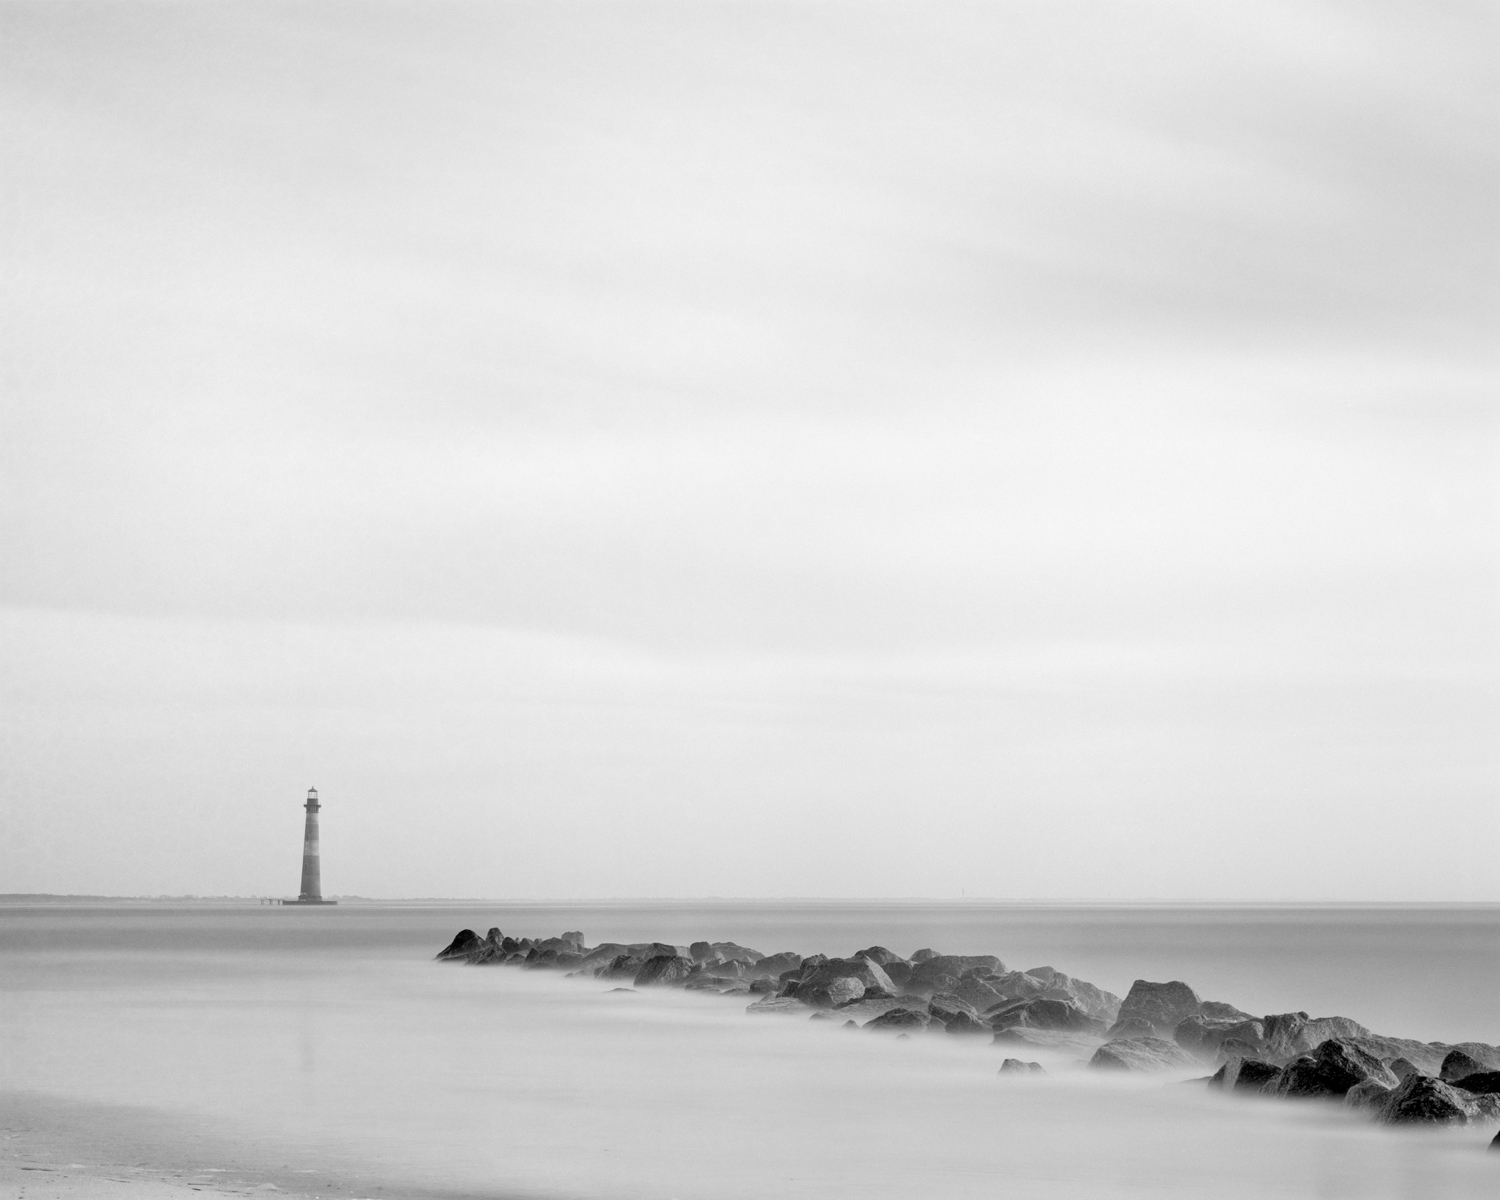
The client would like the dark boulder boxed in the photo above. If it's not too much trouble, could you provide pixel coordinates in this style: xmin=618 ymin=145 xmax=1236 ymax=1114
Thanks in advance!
xmin=1209 ymin=1055 xmax=1282 ymax=1092
xmin=988 ymin=997 xmax=1105 ymax=1035
xmin=747 ymin=977 xmax=777 ymax=994
xmin=853 ymin=946 xmax=904 ymax=965
xmin=436 ymin=929 xmax=481 ymax=960
xmin=690 ymin=941 xmax=715 ymax=961
xmin=1453 ymin=1071 xmax=1500 ymax=1095
xmin=1387 ymin=1058 xmax=1421 ymax=1081
xmin=998 ymin=1059 xmax=1047 ymax=1075
xmin=634 ymin=955 xmax=695 ymax=987
xmin=600 ymin=953 xmax=648 ymax=980
xmin=800 ymin=953 xmax=829 ymax=971
xmin=911 ymin=948 xmax=940 ymax=962
xmin=1106 ymin=980 xmax=1201 ymax=1038
xmin=1378 ymin=1073 xmax=1478 ymax=1125
xmin=1439 ymin=1049 xmax=1487 ymax=1083
xmin=865 ymin=1007 xmax=932 ymax=1031
xmin=1089 ymin=1037 xmax=1199 ymax=1072
xmin=1270 ymin=1038 xmax=1397 ymax=1099
xmin=944 ymin=1011 xmax=989 ymax=1035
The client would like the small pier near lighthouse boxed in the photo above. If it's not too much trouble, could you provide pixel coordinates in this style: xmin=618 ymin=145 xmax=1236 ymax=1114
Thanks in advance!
xmin=269 ymin=787 xmax=338 ymax=905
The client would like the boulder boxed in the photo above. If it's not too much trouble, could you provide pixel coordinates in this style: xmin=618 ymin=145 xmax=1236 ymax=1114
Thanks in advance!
xmin=599 ymin=954 xmax=648 ymax=980
xmin=1344 ymin=1035 xmax=1445 ymax=1076
xmin=435 ymin=929 xmax=481 ymax=961
xmin=1453 ymin=1071 xmax=1500 ymax=1095
xmin=634 ymin=955 xmax=695 ymax=987
xmin=690 ymin=941 xmax=715 ymax=961
xmin=745 ymin=998 xmax=807 ymax=1016
xmin=683 ymin=975 xmax=726 ymax=992
xmin=865 ymin=1007 xmax=933 ymax=1032
xmin=906 ymin=955 xmax=1004 ymax=996
xmin=703 ymin=960 xmax=748 ymax=980
xmin=1378 ymin=1073 xmax=1480 ymax=1125
xmin=1209 ymin=1055 xmax=1282 ymax=1093
xmin=1108 ymin=1017 xmax=1158 ymax=1041
xmin=1259 ymin=1013 xmax=1371 ymax=1064
xmin=1270 ymin=1038 xmax=1398 ymax=1099
xmin=911 ymin=948 xmax=940 ymax=962
xmin=1176 ymin=1016 xmax=1265 ymax=1062
xmin=747 ymin=977 xmax=778 ymax=995
xmin=1089 ymin=1037 xmax=1200 ymax=1073
xmin=751 ymin=952 xmax=803 ymax=977
xmin=1344 ymin=1077 xmax=1396 ymax=1112
xmin=927 ymin=993 xmax=980 ymax=1022
xmin=1106 ymin=980 xmax=1201 ymax=1038
xmin=1388 ymin=1058 xmax=1422 ymax=1081
xmin=853 ymin=946 xmax=905 ymax=965
xmin=998 ymin=1059 xmax=1047 ymax=1075
xmin=794 ymin=957 xmax=896 ymax=1008
xmin=805 ymin=976 xmax=865 ymax=1008
xmin=944 ymin=1011 xmax=989 ymax=1035
xmin=1200 ymin=1001 xmax=1253 ymax=1021
xmin=881 ymin=961 xmax=913 ymax=991
xmin=1021 ymin=968 xmax=1122 ymax=1024
xmin=988 ymin=997 xmax=1105 ymax=1035
xmin=708 ymin=942 xmax=764 ymax=965
xmin=1440 ymin=1049 xmax=1487 ymax=1083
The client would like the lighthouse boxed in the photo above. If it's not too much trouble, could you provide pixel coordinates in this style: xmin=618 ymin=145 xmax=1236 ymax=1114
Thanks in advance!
xmin=285 ymin=787 xmax=337 ymax=905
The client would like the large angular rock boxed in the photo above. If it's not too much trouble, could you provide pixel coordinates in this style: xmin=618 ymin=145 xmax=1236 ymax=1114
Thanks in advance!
xmin=1453 ymin=1071 xmax=1500 ymax=1095
xmin=864 ymin=1007 xmax=933 ymax=1031
xmin=1440 ymin=1049 xmax=1487 ymax=1082
xmin=708 ymin=942 xmax=764 ymax=965
xmin=1378 ymin=1073 xmax=1479 ymax=1125
xmin=944 ymin=1010 xmax=989 ymax=1035
xmin=745 ymin=998 xmax=807 ymax=1016
xmin=1209 ymin=1055 xmax=1282 ymax=1093
xmin=435 ymin=929 xmax=481 ymax=960
xmin=906 ymin=955 xmax=1004 ymax=995
xmin=634 ymin=955 xmax=695 ymax=987
xmin=1107 ymin=981 xmax=1202 ymax=1038
xmin=750 ymin=951 xmax=802 ymax=977
xmin=1022 ymin=968 xmax=1122 ymax=1024
xmin=792 ymin=957 xmax=895 ymax=1008
xmin=987 ymin=997 xmax=1106 ymax=1035
xmin=1175 ymin=1016 xmax=1265 ymax=1062
xmin=910 ymin=948 xmax=941 ymax=962
xmin=998 ymin=1058 xmax=1047 ymax=1075
xmin=853 ymin=946 xmax=905 ymax=965
xmin=1270 ymin=1038 xmax=1398 ymax=1099
xmin=1344 ymin=1077 xmax=1396 ymax=1112
xmin=1089 ymin=1037 xmax=1199 ymax=1073
xmin=881 ymin=960 xmax=913 ymax=991
xmin=1259 ymin=1012 xmax=1370 ymax=1064
xmin=809 ymin=976 xmax=866 ymax=1008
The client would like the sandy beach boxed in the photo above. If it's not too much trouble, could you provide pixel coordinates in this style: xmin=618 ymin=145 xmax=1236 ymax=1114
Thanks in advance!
xmin=0 ymin=1092 xmax=454 ymax=1200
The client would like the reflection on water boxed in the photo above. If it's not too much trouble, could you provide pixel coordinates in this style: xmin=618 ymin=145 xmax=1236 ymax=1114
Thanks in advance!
xmin=2 ymin=902 xmax=1498 ymax=1199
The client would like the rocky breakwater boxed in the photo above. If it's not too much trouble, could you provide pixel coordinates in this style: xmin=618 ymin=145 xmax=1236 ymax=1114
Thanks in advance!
xmin=434 ymin=928 xmax=1500 ymax=1148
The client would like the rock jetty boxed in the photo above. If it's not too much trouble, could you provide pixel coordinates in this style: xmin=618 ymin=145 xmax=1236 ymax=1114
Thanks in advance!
xmin=435 ymin=927 xmax=1500 ymax=1145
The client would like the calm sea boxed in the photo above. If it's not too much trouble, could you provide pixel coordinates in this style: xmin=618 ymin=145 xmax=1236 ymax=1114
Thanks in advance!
xmin=3 ymin=901 xmax=1498 ymax=1199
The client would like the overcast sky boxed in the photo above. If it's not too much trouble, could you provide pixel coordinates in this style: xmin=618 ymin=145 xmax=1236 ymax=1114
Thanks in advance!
xmin=2 ymin=0 xmax=1496 ymax=900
